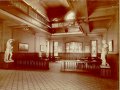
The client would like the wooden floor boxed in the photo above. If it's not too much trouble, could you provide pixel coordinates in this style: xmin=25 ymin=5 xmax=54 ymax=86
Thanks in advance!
xmin=0 ymin=61 xmax=119 ymax=90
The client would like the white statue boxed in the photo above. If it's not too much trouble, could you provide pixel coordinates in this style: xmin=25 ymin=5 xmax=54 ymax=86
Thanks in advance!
xmin=101 ymin=40 xmax=109 ymax=66
xmin=4 ymin=39 xmax=14 ymax=63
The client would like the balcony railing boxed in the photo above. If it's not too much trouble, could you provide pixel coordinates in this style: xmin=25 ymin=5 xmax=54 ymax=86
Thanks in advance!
xmin=0 ymin=0 xmax=50 ymax=30
xmin=11 ymin=1 xmax=49 ymax=25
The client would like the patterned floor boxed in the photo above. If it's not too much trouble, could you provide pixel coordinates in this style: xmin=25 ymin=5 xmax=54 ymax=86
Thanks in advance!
xmin=0 ymin=61 xmax=119 ymax=90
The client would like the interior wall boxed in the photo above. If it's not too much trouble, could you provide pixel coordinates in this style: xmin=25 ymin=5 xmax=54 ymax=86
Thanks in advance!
xmin=53 ymin=36 xmax=102 ymax=53
xmin=52 ymin=35 xmax=102 ymax=59
xmin=103 ymin=9 xmax=119 ymax=54
xmin=0 ymin=23 xmax=3 ymax=52
xmin=0 ymin=22 xmax=51 ymax=54
xmin=102 ymin=9 xmax=119 ymax=79
xmin=13 ymin=29 xmax=51 ymax=54
xmin=13 ymin=29 xmax=35 ymax=52
xmin=108 ymin=10 xmax=119 ymax=54
xmin=35 ymin=32 xmax=50 ymax=57
xmin=0 ymin=22 xmax=12 ymax=52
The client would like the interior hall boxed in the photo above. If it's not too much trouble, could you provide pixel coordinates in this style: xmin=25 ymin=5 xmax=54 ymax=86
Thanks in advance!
xmin=0 ymin=0 xmax=119 ymax=90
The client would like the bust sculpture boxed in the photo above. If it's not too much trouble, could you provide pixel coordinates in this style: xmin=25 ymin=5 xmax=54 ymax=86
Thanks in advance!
xmin=101 ymin=40 xmax=109 ymax=66
xmin=4 ymin=39 xmax=14 ymax=63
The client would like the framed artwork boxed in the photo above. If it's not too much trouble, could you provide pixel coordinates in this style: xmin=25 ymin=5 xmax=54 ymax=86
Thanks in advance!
xmin=19 ymin=43 xmax=29 ymax=51
xmin=108 ymin=40 xmax=113 ymax=52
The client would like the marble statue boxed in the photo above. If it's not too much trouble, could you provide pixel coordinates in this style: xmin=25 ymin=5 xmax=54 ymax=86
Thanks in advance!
xmin=4 ymin=39 xmax=14 ymax=63
xmin=101 ymin=40 xmax=109 ymax=66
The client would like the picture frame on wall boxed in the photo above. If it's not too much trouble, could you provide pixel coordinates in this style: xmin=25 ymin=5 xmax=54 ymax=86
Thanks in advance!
xmin=19 ymin=43 xmax=29 ymax=51
xmin=108 ymin=40 xmax=113 ymax=52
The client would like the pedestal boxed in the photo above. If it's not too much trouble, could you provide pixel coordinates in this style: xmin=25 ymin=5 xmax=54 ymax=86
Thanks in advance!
xmin=100 ymin=65 xmax=111 ymax=78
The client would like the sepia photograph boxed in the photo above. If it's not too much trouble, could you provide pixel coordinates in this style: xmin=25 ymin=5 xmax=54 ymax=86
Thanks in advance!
xmin=0 ymin=0 xmax=119 ymax=90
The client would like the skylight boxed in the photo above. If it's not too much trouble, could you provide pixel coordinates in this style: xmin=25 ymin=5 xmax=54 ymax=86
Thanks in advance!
xmin=64 ymin=11 xmax=75 ymax=21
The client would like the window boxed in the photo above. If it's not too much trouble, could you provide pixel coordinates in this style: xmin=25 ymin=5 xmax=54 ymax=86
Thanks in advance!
xmin=46 ymin=41 xmax=49 ymax=57
xmin=66 ymin=43 xmax=70 ymax=53
xmin=91 ymin=40 xmax=97 ymax=57
xmin=66 ymin=42 xmax=82 ymax=53
xmin=54 ymin=42 xmax=58 ymax=56
xmin=108 ymin=40 xmax=113 ymax=52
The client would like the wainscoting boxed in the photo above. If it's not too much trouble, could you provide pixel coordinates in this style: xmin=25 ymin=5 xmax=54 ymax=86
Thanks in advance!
xmin=59 ymin=53 xmax=91 ymax=60
xmin=58 ymin=53 xmax=102 ymax=60
xmin=58 ymin=53 xmax=118 ymax=79
xmin=107 ymin=54 xmax=119 ymax=80
xmin=60 ymin=60 xmax=112 ymax=78
xmin=0 ymin=52 xmax=119 ymax=79
xmin=0 ymin=52 xmax=49 ymax=70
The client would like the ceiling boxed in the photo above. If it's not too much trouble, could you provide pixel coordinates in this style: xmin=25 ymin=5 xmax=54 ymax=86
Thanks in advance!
xmin=0 ymin=0 xmax=119 ymax=36
xmin=36 ymin=0 xmax=118 ymax=35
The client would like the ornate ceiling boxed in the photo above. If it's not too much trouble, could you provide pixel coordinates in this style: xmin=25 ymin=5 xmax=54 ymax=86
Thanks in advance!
xmin=0 ymin=0 xmax=119 ymax=36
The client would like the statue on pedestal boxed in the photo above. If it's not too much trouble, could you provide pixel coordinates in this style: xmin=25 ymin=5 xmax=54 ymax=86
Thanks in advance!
xmin=100 ymin=40 xmax=109 ymax=67
xmin=4 ymin=39 xmax=14 ymax=63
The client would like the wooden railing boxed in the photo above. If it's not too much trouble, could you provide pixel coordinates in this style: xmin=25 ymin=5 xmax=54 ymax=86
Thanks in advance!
xmin=14 ymin=59 xmax=49 ymax=70
xmin=0 ymin=52 xmax=49 ymax=70
xmin=60 ymin=59 xmax=113 ymax=78
xmin=61 ymin=60 xmax=101 ymax=72
xmin=13 ymin=53 xmax=49 ymax=70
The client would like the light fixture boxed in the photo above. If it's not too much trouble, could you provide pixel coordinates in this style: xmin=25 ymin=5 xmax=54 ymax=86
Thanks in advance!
xmin=23 ymin=25 xmax=29 ymax=31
